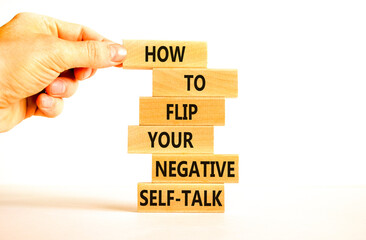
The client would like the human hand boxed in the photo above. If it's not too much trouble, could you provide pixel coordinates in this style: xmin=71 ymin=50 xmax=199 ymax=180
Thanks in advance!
xmin=0 ymin=12 xmax=127 ymax=132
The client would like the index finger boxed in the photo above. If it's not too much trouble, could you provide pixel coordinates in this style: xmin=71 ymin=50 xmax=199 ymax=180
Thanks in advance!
xmin=43 ymin=16 xmax=106 ymax=41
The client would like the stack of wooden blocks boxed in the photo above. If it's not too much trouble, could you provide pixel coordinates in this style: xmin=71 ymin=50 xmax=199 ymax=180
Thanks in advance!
xmin=125 ymin=40 xmax=238 ymax=212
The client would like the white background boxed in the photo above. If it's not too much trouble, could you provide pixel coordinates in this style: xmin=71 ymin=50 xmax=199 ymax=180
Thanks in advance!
xmin=0 ymin=0 xmax=366 ymax=239
xmin=1 ymin=0 xmax=366 ymax=186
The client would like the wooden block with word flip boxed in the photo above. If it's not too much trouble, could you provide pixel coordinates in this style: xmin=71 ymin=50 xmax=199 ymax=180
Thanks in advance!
xmin=138 ymin=182 xmax=224 ymax=213
xmin=139 ymin=97 xmax=225 ymax=126
xmin=128 ymin=126 xmax=214 ymax=153
xmin=122 ymin=40 xmax=207 ymax=69
xmin=153 ymin=68 xmax=238 ymax=97
xmin=152 ymin=154 xmax=239 ymax=183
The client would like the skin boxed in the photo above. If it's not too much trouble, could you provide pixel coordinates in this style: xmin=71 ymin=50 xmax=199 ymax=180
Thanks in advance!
xmin=0 ymin=12 xmax=127 ymax=132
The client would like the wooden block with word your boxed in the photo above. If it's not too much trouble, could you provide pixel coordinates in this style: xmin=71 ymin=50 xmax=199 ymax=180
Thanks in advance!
xmin=128 ymin=126 xmax=214 ymax=153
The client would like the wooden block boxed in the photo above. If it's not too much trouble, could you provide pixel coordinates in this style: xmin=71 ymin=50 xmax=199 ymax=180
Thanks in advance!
xmin=128 ymin=126 xmax=214 ymax=153
xmin=122 ymin=40 xmax=207 ymax=69
xmin=153 ymin=68 xmax=238 ymax=97
xmin=139 ymin=97 xmax=225 ymax=126
xmin=152 ymin=154 xmax=239 ymax=183
xmin=138 ymin=183 xmax=224 ymax=213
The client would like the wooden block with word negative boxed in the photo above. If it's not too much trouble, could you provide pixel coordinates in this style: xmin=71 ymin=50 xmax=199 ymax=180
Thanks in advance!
xmin=139 ymin=97 xmax=225 ymax=126
xmin=152 ymin=154 xmax=239 ymax=183
xmin=128 ymin=126 xmax=214 ymax=153
xmin=122 ymin=40 xmax=207 ymax=69
xmin=138 ymin=182 xmax=224 ymax=213
xmin=153 ymin=68 xmax=238 ymax=97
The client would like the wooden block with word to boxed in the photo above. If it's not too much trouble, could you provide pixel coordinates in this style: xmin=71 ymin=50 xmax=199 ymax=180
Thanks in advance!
xmin=122 ymin=40 xmax=207 ymax=69
xmin=128 ymin=126 xmax=214 ymax=153
xmin=153 ymin=68 xmax=238 ymax=98
xmin=152 ymin=154 xmax=239 ymax=183
xmin=139 ymin=97 xmax=225 ymax=126
xmin=138 ymin=182 xmax=224 ymax=213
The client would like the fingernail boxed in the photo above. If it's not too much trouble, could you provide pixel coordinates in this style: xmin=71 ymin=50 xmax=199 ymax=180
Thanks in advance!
xmin=51 ymin=80 xmax=65 ymax=95
xmin=42 ymin=95 xmax=54 ymax=108
xmin=110 ymin=44 xmax=127 ymax=63
xmin=81 ymin=68 xmax=92 ymax=80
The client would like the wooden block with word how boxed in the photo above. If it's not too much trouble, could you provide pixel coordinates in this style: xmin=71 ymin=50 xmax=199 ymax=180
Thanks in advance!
xmin=153 ymin=68 xmax=238 ymax=97
xmin=139 ymin=97 xmax=225 ymax=126
xmin=128 ymin=126 xmax=214 ymax=154
xmin=138 ymin=182 xmax=224 ymax=213
xmin=122 ymin=40 xmax=207 ymax=69
xmin=152 ymin=154 xmax=239 ymax=183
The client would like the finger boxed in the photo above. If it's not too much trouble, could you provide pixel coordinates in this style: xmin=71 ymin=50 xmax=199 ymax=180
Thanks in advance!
xmin=8 ymin=13 xmax=116 ymax=44
xmin=45 ymin=76 xmax=78 ymax=98
xmin=74 ymin=67 xmax=97 ymax=80
xmin=35 ymin=93 xmax=63 ymax=118
xmin=24 ymin=13 xmax=128 ymax=70
xmin=55 ymin=40 xmax=127 ymax=70
xmin=89 ymin=68 xmax=97 ymax=78
xmin=40 ymin=14 xmax=106 ymax=41
xmin=25 ymin=94 xmax=39 ymax=119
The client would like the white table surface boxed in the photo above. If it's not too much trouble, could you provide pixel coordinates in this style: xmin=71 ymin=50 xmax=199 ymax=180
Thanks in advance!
xmin=0 ymin=184 xmax=365 ymax=240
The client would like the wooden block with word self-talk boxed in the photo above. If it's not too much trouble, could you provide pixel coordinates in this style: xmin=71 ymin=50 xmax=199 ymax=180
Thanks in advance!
xmin=153 ymin=68 xmax=238 ymax=98
xmin=122 ymin=40 xmax=207 ymax=69
xmin=138 ymin=183 xmax=224 ymax=213
xmin=139 ymin=97 xmax=225 ymax=126
xmin=152 ymin=154 xmax=239 ymax=183
xmin=128 ymin=126 xmax=214 ymax=154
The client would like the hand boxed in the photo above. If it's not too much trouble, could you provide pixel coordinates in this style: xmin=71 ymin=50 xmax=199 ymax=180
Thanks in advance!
xmin=0 ymin=12 xmax=127 ymax=132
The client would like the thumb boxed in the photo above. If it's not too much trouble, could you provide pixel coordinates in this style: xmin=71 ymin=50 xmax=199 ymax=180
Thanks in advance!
xmin=56 ymin=40 xmax=127 ymax=70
